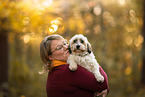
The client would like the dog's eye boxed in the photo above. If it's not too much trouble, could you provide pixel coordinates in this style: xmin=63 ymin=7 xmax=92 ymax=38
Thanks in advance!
xmin=80 ymin=39 xmax=84 ymax=43
xmin=73 ymin=39 xmax=77 ymax=43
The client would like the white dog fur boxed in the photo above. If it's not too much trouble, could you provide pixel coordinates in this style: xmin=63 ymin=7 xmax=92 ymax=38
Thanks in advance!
xmin=67 ymin=34 xmax=104 ymax=82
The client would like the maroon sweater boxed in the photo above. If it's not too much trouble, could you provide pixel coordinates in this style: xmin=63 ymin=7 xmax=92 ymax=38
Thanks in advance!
xmin=46 ymin=64 xmax=109 ymax=97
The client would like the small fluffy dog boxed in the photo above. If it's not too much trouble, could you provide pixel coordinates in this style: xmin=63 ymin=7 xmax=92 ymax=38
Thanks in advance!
xmin=67 ymin=34 xmax=104 ymax=82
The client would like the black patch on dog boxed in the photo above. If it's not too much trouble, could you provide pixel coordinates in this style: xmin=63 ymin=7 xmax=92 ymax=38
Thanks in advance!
xmin=87 ymin=44 xmax=91 ymax=54
xmin=68 ymin=44 xmax=72 ymax=54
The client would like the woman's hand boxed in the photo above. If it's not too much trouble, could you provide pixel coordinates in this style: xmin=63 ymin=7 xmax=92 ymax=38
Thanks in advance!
xmin=97 ymin=89 xmax=108 ymax=97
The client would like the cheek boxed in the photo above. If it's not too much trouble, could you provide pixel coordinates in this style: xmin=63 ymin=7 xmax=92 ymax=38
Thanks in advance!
xmin=80 ymin=41 xmax=86 ymax=49
xmin=80 ymin=44 xmax=86 ymax=50
xmin=71 ymin=43 xmax=76 ymax=50
xmin=84 ymin=42 xmax=88 ymax=50
xmin=54 ymin=50 xmax=63 ymax=56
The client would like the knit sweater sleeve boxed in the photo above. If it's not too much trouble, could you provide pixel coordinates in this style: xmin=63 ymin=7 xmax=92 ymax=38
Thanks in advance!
xmin=71 ymin=66 xmax=109 ymax=93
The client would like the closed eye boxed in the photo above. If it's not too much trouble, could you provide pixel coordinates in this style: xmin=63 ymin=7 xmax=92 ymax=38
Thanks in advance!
xmin=63 ymin=42 xmax=68 ymax=45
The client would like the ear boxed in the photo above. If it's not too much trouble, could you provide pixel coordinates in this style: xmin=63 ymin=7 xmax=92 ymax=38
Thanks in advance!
xmin=48 ymin=56 xmax=54 ymax=60
xmin=87 ymin=43 xmax=92 ymax=54
xmin=68 ymin=44 xmax=72 ymax=54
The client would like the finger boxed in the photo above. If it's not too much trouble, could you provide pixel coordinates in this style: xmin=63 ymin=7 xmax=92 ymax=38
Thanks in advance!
xmin=102 ymin=93 xmax=107 ymax=97
xmin=97 ymin=92 xmax=103 ymax=96
xmin=102 ymin=94 xmax=106 ymax=97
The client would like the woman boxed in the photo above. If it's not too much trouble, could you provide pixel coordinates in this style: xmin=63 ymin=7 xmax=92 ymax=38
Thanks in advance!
xmin=40 ymin=34 xmax=109 ymax=97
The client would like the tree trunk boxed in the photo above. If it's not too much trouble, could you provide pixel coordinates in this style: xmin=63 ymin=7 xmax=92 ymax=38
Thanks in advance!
xmin=0 ymin=33 xmax=8 ymax=97
xmin=142 ymin=0 xmax=145 ymax=85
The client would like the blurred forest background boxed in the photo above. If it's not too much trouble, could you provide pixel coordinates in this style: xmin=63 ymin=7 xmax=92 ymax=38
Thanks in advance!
xmin=0 ymin=0 xmax=145 ymax=97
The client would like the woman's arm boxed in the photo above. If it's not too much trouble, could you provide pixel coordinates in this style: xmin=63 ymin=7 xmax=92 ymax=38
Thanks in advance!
xmin=71 ymin=65 xmax=109 ymax=93
xmin=99 ymin=66 xmax=109 ymax=93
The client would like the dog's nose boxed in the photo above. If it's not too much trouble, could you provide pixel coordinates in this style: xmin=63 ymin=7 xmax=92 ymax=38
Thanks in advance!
xmin=76 ymin=45 xmax=80 ymax=49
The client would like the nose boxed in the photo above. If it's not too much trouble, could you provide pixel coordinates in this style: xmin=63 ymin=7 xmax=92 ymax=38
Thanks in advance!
xmin=63 ymin=45 xmax=68 ymax=50
xmin=76 ymin=45 xmax=80 ymax=49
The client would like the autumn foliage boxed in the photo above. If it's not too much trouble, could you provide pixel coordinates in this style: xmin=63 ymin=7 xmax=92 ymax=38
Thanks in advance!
xmin=0 ymin=0 xmax=145 ymax=97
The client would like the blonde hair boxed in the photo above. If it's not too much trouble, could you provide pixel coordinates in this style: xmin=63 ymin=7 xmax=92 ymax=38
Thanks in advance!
xmin=39 ymin=34 xmax=64 ymax=74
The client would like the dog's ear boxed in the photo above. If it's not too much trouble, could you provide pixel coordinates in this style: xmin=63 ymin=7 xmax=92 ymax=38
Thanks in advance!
xmin=87 ymin=43 xmax=92 ymax=54
xmin=68 ymin=44 xmax=72 ymax=54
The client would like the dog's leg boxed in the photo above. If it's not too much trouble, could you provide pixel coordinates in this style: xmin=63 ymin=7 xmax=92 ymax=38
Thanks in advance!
xmin=67 ymin=55 xmax=78 ymax=71
xmin=68 ymin=60 xmax=78 ymax=71
xmin=93 ymin=61 xmax=104 ymax=83
xmin=94 ymin=69 xmax=104 ymax=83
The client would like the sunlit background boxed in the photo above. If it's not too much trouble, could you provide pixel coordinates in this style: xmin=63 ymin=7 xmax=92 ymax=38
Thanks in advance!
xmin=0 ymin=0 xmax=145 ymax=97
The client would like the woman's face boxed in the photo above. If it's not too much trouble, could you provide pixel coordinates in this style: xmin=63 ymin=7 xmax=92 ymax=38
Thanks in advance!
xmin=50 ymin=39 xmax=70 ymax=62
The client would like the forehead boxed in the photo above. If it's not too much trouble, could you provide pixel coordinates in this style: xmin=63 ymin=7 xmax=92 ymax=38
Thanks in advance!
xmin=70 ymin=35 xmax=87 ymax=42
xmin=51 ymin=39 xmax=64 ymax=48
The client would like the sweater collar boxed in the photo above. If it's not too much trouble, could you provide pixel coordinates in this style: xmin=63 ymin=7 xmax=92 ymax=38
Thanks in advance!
xmin=52 ymin=60 xmax=67 ymax=67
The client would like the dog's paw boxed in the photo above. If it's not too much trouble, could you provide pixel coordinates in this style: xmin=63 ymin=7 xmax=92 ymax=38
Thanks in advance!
xmin=95 ymin=75 xmax=104 ymax=83
xmin=69 ymin=63 xmax=78 ymax=71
